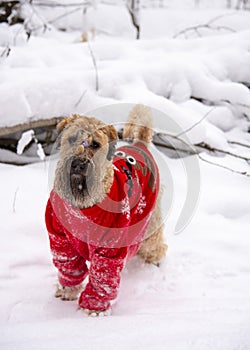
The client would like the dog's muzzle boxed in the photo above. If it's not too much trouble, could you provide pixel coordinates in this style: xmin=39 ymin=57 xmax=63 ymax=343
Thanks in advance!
xmin=71 ymin=158 xmax=90 ymax=175
xmin=70 ymin=158 xmax=91 ymax=194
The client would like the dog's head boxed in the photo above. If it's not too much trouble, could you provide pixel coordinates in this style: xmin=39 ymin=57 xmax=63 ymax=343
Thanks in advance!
xmin=54 ymin=114 xmax=118 ymax=208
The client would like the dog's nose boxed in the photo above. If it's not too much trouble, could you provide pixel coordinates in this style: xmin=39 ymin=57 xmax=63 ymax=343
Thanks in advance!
xmin=71 ymin=159 xmax=89 ymax=174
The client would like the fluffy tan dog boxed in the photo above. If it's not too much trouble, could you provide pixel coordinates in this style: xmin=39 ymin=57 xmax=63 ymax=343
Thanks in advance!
xmin=45 ymin=104 xmax=167 ymax=315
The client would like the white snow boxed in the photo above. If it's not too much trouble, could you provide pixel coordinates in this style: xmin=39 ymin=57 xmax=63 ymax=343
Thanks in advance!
xmin=1 ymin=148 xmax=250 ymax=349
xmin=17 ymin=130 xmax=35 ymax=155
xmin=36 ymin=143 xmax=46 ymax=160
xmin=1 ymin=1 xmax=250 ymax=349
xmin=16 ymin=129 xmax=46 ymax=160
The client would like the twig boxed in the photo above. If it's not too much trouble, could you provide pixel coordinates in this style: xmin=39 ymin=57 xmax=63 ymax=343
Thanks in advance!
xmin=206 ymin=12 xmax=238 ymax=25
xmin=190 ymin=98 xmax=250 ymax=112
xmin=26 ymin=6 xmax=83 ymax=33
xmin=153 ymin=139 xmax=195 ymax=156
xmin=87 ymin=41 xmax=99 ymax=91
xmin=126 ymin=1 xmax=141 ymax=40
xmin=74 ymin=89 xmax=87 ymax=108
xmin=195 ymin=142 xmax=250 ymax=161
xmin=32 ymin=1 xmax=91 ymax=7
xmin=13 ymin=187 xmax=19 ymax=213
xmin=26 ymin=0 xmax=50 ymax=33
xmin=176 ymin=107 xmax=217 ymax=137
xmin=174 ymin=23 xmax=235 ymax=38
xmin=173 ymin=12 xmax=237 ymax=38
xmin=0 ymin=45 xmax=11 ymax=58
xmin=198 ymin=154 xmax=250 ymax=177
xmin=228 ymin=140 xmax=250 ymax=148
xmin=48 ymin=6 xmax=82 ymax=24
xmin=222 ymin=99 xmax=250 ymax=110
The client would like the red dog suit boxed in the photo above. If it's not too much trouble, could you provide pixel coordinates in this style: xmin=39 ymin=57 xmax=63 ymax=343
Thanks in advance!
xmin=45 ymin=142 xmax=159 ymax=311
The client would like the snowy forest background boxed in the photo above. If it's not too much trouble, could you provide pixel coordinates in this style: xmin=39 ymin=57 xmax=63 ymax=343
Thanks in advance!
xmin=1 ymin=1 xmax=250 ymax=349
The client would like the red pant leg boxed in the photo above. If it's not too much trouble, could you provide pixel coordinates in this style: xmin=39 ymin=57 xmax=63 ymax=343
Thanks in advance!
xmin=79 ymin=247 xmax=127 ymax=311
xmin=45 ymin=199 xmax=88 ymax=287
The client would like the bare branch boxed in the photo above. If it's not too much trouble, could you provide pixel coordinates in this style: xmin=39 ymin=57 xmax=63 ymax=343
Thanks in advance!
xmin=198 ymin=154 xmax=250 ymax=177
xmin=228 ymin=140 xmax=250 ymax=148
xmin=173 ymin=12 xmax=237 ymax=38
xmin=0 ymin=45 xmax=11 ymax=58
xmin=153 ymin=138 xmax=196 ymax=156
xmin=126 ymin=0 xmax=141 ymax=40
xmin=176 ymin=107 xmax=217 ymax=138
xmin=195 ymin=142 xmax=250 ymax=162
xmin=174 ymin=23 xmax=235 ymax=39
xmin=47 ymin=6 xmax=82 ymax=25
xmin=74 ymin=89 xmax=87 ymax=108
xmin=25 ymin=5 xmax=83 ymax=33
xmin=222 ymin=99 xmax=250 ymax=110
xmin=17 ymin=0 xmax=50 ymax=38
xmin=87 ymin=41 xmax=99 ymax=91
xmin=206 ymin=12 xmax=238 ymax=25
xmin=31 ymin=1 xmax=91 ymax=8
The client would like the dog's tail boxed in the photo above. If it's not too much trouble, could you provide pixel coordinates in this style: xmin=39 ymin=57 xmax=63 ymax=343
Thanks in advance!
xmin=123 ymin=104 xmax=153 ymax=146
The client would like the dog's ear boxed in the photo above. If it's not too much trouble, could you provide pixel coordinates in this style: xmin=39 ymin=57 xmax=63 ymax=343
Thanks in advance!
xmin=101 ymin=125 xmax=118 ymax=161
xmin=55 ymin=115 xmax=81 ymax=149
xmin=57 ymin=114 xmax=80 ymax=133
xmin=102 ymin=125 xmax=118 ymax=142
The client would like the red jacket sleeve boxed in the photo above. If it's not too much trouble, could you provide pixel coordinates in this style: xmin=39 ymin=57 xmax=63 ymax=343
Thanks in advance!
xmin=45 ymin=198 xmax=88 ymax=287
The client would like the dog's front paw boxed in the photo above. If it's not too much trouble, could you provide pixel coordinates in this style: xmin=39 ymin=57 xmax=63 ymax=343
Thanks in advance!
xmin=54 ymin=283 xmax=83 ymax=301
xmin=82 ymin=308 xmax=112 ymax=317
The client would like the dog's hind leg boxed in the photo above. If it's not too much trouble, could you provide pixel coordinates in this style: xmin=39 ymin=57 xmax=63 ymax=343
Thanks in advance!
xmin=137 ymin=188 xmax=167 ymax=264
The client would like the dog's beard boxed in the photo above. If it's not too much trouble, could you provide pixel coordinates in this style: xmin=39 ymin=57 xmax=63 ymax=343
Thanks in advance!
xmin=69 ymin=158 xmax=94 ymax=202
xmin=70 ymin=173 xmax=87 ymax=199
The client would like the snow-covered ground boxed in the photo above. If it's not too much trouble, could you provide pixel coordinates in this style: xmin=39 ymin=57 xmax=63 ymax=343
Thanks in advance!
xmin=1 ymin=2 xmax=250 ymax=349
xmin=1 ymin=148 xmax=250 ymax=349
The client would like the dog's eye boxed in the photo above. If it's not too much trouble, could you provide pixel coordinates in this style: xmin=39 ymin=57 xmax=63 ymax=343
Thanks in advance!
xmin=90 ymin=140 xmax=100 ymax=149
xmin=126 ymin=155 xmax=136 ymax=165
xmin=115 ymin=151 xmax=126 ymax=158
xmin=68 ymin=135 xmax=77 ymax=144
